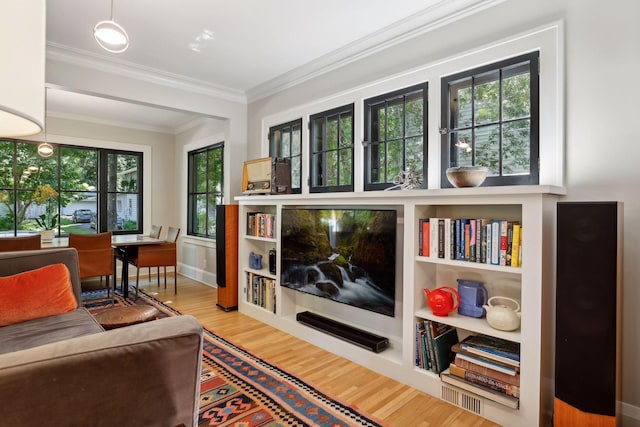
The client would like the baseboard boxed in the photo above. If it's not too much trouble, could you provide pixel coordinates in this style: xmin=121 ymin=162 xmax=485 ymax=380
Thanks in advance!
xmin=177 ymin=263 xmax=216 ymax=287
xmin=621 ymin=401 xmax=640 ymax=424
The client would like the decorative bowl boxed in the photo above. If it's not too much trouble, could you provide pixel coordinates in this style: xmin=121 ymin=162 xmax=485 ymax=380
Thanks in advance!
xmin=446 ymin=166 xmax=488 ymax=188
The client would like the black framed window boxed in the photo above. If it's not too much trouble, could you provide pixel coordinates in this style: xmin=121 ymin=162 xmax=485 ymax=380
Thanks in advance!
xmin=364 ymin=83 xmax=427 ymax=191
xmin=100 ymin=150 xmax=143 ymax=233
xmin=441 ymin=51 xmax=539 ymax=186
xmin=0 ymin=139 xmax=142 ymax=237
xmin=309 ymin=104 xmax=354 ymax=193
xmin=187 ymin=142 xmax=224 ymax=238
xmin=269 ymin=119 xmax=301 ymax=194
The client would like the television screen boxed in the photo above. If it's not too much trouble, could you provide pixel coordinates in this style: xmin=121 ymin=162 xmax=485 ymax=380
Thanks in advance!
xmin=280 ymin=208 xmax=396 ymax=317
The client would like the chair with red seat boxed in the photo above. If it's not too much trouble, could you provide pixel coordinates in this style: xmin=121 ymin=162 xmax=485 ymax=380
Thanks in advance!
xmin=128 ymin=226 xmax=180 ymax=298
xmin=0 ymin=234 xmax=41 ymax=252
xmin=68 ymin=232 xmax=114 ymax=303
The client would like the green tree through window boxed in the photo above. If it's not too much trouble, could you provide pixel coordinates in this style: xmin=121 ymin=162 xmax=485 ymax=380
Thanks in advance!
xmin=187 ymin=142 xmax=224 ymax=238
xmin=364 ymin=83 xmax=427 ymax=191
xmin=441 ymin=51 xmax=539 ymax=186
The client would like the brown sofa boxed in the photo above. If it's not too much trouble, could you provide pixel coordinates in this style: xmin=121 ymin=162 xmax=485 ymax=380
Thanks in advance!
xmin=0 ymin=248 xmax=203 ymax=426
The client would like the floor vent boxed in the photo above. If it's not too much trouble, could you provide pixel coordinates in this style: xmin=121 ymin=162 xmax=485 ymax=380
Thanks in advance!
xmin=441 ymin=384 xmax=483 ymax=416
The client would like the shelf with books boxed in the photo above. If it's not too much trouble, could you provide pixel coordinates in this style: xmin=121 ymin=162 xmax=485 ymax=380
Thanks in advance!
xmin=244 ymin=271 xmax=277 ymax=314
xmin=414 ymin=255 xmax=523 ymax=275
xmin=237 ymin=188 xmax=562 ymax=427
xmin=245 ymin=235 xmax=277 ymax=244
xmin=414 ymin=308 xmax=521 ymax=343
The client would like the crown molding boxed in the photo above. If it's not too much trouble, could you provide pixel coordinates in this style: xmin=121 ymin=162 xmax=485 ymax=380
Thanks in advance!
xmin=46 ymin=43 xmax=247 ymax=104
xmin=246 ymin=0 xmax=506 ymax=102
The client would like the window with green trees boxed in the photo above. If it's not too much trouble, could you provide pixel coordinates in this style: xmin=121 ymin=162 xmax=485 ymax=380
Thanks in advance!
xmin=187 ymin=142 xmax=223 ymax=238
xmin=269 ymin=119 xmax=302 ymax=194
xmin=309 ymin=104 xmax=354 ymax=193
xmin=364 ymin=83 xmax=428 ymax=191
xmin=0 ymin=139 xmax=142 ymax=237
xmin=441 ymin=51 xmax=539 ymax=186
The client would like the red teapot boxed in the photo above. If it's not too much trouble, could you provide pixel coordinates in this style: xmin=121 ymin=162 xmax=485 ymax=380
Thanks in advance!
xmin=424 ymin=286 xmax=460 ymax=316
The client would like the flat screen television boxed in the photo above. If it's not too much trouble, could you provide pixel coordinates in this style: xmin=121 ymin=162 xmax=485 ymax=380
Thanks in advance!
xmin=280 ymin=207 xmax=397 ymax=317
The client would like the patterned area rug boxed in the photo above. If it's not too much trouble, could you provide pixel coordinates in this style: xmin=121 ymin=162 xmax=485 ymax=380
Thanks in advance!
xmin=83 ymin=288 xmax=386 ymax=427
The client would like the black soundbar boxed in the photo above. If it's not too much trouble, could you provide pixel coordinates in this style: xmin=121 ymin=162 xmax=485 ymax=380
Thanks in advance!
xmin=296 ymin=311 xmax=389 ymax=353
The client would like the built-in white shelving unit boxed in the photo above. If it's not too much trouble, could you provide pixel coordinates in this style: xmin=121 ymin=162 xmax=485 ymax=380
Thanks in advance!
xmin=236 ymin=186 xmax=564 ymax=427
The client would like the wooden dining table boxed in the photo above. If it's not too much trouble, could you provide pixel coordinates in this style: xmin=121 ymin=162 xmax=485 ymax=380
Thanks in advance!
xmin=47 ymin=234 xmax=163 ymax=299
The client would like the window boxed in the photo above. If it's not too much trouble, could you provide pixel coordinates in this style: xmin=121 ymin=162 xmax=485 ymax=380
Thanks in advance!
xmin=441 ymin=51 xmax=539 ymax=186
xmin=100 ymin=150 xmax=142 ymax=233
xmin=269 ymin=119 xmax=301 ymax=194
xmin=309 ymin=104 xmax=354 ymax=193
xmin=187 ymin=142 xmax=223 ymax=238
xmin=0 ymin=139 xmax=142 ymax=236
xmin=364 ymin=83 xmax=427 ymax=191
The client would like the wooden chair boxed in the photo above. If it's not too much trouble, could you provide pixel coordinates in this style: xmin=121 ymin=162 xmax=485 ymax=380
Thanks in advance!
xmin=114 ymin=225 xmax=163 ymax=287
xmin=0 ymin=234 xmax=41 ymax=252
xmin=68 ymin=232 xmax=115 ymax=303
xmin=129 ymin=226 xmax=180 ymax=298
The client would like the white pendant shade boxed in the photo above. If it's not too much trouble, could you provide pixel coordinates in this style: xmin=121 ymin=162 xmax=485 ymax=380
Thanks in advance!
xmin=94 ymin=20 xmax=129 ymax=53
xmin=0 ymin=1 xmax=45 ymax=137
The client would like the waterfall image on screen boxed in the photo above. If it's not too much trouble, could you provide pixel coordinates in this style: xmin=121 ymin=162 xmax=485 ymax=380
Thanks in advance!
xmin=280 ymin=208 xmax=396 ymax=317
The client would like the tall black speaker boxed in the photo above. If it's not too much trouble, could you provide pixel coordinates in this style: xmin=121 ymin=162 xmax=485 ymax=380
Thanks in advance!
xmin=555 ymin=202 xmax=621 ymax=427
xmin=216 ymin=204 xmax=239 ymax=311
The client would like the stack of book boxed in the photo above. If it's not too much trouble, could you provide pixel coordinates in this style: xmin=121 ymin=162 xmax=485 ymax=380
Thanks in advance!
xmin=418 ymin=217 xmax=522 ymax=267
xmin=247 ymin=212 xmax=277 ymax=238
xmin=246 ymin=272 xmax=276 ymax=313
xmin=415 ymin=320 xmax=459 ymax=374
xmin=440 ymin=334 xmax=521 ymax=409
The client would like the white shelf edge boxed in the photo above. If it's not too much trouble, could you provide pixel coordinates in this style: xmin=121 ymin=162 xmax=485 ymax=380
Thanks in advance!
xmin=415 ymin=256 xmax=523 ymax=275
xmin=244 ymin=235 xmax=277 ymax=243
xmin=243 ymin=267 xmax=277 ymax=280
xmin=414 ymin=308 xmax=521 ymax=343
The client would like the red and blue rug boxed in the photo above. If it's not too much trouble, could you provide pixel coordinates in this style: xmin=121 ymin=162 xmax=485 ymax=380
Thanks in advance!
xmin=83 ymin=288 xmax=386 ymax=427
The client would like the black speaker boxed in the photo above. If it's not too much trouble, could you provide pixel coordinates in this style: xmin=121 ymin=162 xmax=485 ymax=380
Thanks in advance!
xmin=555 ymin=202 xmax=620 ymax=426
xmin=216 ymin=204 xmax=239 ymax=311
xmin=271 ymin=158 xmax=291 ymax=194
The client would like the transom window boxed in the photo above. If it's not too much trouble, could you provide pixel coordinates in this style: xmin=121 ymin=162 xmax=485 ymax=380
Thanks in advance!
xmin=187 ymin=142 xmax=224 ymax=238
xmin=269 ymin=119 xmax=302 ymax=194
xmin=309 ymin=104 xmax=354 ymax=193
xmin=364 ymin=83 xmax=427 ymax=191
xmin=441 ymin=51 xmax=539 ymax=186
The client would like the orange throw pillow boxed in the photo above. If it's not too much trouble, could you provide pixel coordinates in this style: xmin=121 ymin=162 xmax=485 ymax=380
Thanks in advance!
xmin=0 ymin=263 xmax=77 ymax=327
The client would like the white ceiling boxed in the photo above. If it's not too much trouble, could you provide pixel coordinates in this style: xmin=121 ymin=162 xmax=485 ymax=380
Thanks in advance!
xmin=45 ymin=0 xmax=497 ymax=133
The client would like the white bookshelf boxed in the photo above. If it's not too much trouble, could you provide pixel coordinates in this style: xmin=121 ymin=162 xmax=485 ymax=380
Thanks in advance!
xmin=236 ymin=186 xmax=564 ymax=427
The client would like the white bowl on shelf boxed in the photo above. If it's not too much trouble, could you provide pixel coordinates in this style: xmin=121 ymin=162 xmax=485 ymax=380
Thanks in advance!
xmin=446 ymin=166 xmax=488 ymax=188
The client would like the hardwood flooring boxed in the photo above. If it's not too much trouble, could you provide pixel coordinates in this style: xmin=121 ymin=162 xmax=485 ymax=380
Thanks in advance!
xmin=138 ymin=272 xmax=500 ymax=427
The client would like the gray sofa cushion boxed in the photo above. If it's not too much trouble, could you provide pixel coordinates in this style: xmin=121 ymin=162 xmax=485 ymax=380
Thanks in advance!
xmin=0 ymin=308 xmax=103 ymax=355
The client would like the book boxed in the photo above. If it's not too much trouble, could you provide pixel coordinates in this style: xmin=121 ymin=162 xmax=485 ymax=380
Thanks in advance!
xmin=449 ymin=364 xmax=520 ymax=398
xmin=440 ymin=369 xmax=519 ymax=409
xmin=451 ymin=343 xmax=520 ymax=375
xmin=510 ymin=224 xmax=521 ymax=267
xmin=454 ymin=354 xmax=520 ymax=385
xmin=490 ymin=220 xmax=501 ymax=265
xmin=459 ymin=335 xmax=520 ymax=367
xmin=430 ymin=323 xmax=459 ymax=374
xmin=499 ymin=220 xmax=508 ymax=266
xmin=419 ymin=219 xmax=429 ymax=257
xmin=430 ymin=218 xmax=440 ymax=259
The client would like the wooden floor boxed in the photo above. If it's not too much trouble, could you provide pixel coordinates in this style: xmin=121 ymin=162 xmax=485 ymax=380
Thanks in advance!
xmin=137 ymin=272 xmax=500 ymax=427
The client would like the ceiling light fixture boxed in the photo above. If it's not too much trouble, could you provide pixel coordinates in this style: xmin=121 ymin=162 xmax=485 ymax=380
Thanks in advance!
xmin=0 ymin=1 xmax=45 ymax=137
xmin=37 ymin=89 xmax=53 ymax=158
xmin=94 ymin=0 xmax=129 ymax=53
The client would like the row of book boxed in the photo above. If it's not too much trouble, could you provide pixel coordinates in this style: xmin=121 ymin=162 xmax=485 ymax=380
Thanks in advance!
xmin=246 ymin=212 xmax=277 ymax=239
xmin=245 ymin=272 xmax=276 ymax=313
xmin=415 ymin=320 xmax=459 ymax=374
xmin=418 ymin=217 xmax=522 ymax=267
xmin=440 ymin=334 xmax=521 ymax=409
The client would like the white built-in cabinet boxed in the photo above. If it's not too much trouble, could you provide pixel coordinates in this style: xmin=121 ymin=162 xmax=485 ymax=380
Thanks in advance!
xmin=236 ymin=185 xmax=564 ymax=427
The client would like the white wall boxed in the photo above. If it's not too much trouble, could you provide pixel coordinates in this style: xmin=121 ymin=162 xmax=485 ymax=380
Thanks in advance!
xmin=247 ymin=0 xmax=640 ymax=416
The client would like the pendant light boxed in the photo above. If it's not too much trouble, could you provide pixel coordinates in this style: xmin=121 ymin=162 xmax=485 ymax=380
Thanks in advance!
xmin=0 ymin=1 xmax=45 ymax=137
xmin=37 ymin=88 xmax=53 ymax=158
xmin=94 ymin=0 xmax=129 ymax=53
